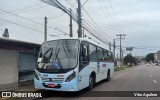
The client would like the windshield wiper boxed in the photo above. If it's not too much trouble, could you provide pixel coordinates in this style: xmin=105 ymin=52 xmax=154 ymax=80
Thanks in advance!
xmin=42 ymin=48 xmax=53 ymax=63
xmin=44 ymin=48 xmax=52 ymax=56
xmin=52 ymin=48 xmax=63 ymax=69
xmin=48 ymin=48 xmax=54 ymax=62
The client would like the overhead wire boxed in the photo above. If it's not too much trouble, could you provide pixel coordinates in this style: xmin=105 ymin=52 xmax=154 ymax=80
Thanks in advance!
xmin=101 ymin=0 xmax=121 ymax=34
xmin=96 ymin=0 xmax=118 ymax=35
xmin=64 ymin=0 xmax=77 ymax=9
xmin=81 ymin=0 xmax=89 ymax=7
xmin=0 ymin=3 xmax=46 ymax=18
xmin=107 ymin=0 xmax=122 ymax=30
xmin=0 ymin=8 xmax=69 ymax=35
xmin=65 ymin=0 xmax=113 ymax=43
xmin=48 ymin=12 xmax=65 ymax=19
xmin=82 ymin=7 xmax=112 ymax=40
xmin=57 ymin=0 xmax=113 ymax=45
xmin=0 ymin=19 xmax=44 ymax=33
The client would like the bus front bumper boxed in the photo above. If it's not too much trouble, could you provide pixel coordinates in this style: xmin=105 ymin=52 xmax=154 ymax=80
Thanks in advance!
xmin=34 ymin=78 xmax=79 ymax=91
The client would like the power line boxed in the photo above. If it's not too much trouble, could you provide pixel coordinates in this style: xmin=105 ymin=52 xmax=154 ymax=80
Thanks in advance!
xmin=0 ymin=19 xmax=44 ymax=33
xmin=0 ymin=3 xmax=46 ymax=18
xmin=107 ymin=0 xmax=122 ymax=30
xmin=0 ymin=8 xmax=69 ymax=35
xmin=64 ymin=0 xmax=77 ymax=9
xmin=101 ymin=0 xmax=121 ymax=34
xmin=82 ymin=21 xmax=108 ymax=44
xmin=82 ymin=7 xmax=112 ymax=40
xmin=0 ymin=8 xmax=44 ymax=25
xmin=42 ymin=0 xmax=113 ymax=46
xmin=82 ymin=19 xmax=111 ymax=44
xmin=96 ymin=0 xmax=118 ymax=35
xmin=48 ymin=12 xmax=64 ymax=19
xmin=82 ymin=22 xmax=111 ymax=45
xmin=64 ymin=0 xmax=114 ymax=43
xmin=81 ymin=0 xmax=89 ymax=7
xmin=66 ymin=0 xmax=110 ymax=42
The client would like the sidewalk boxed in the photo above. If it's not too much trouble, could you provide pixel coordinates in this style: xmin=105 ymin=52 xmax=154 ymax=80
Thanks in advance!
xmin=0 ymin=81 xmax=36 ymax=100
xmin=0 ymin=80 xmax=35 ymax=91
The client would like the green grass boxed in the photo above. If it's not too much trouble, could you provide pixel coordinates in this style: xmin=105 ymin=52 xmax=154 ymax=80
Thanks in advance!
xmin=114 ymin=66 xmax=131 ymax=72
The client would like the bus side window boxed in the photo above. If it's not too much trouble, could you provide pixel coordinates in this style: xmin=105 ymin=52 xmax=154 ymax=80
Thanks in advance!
xmin=104 ymin=50 xmax=109 ymax=61
xmin=97 ymin=47 xmax=103 ymax=62
xmin=108 ymin=51 xmax=113 ymax=61
xmin=80 ymin=44 xmax=89 ymax=68
xmin=89 ymin=44 xmax=97 ymax=61
xmin=108 ymin=51 xmax=112 ymax=61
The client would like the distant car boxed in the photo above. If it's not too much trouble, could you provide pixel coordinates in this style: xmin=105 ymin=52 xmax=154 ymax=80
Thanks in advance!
xmin=147 ymin=63 xmax=150 ymax=66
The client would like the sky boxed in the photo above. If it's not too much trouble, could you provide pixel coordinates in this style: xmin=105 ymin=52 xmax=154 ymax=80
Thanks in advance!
xmin=0 ymin=0 xmax=160 ymax=57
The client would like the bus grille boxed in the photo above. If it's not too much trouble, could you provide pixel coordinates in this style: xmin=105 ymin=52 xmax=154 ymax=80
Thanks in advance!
xmin=41 ymin=77 xmax=64 ymax=83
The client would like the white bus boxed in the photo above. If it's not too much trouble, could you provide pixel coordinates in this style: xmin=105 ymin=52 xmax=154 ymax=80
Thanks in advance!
xmin=34 ymin=38 xmax=114 ymax=91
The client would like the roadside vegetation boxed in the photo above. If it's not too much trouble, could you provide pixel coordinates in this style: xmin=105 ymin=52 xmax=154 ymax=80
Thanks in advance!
xmin=114 ymin=54 xmax=140 ymax=72
xmin=114 ymin=66 xmax=130 ymax=72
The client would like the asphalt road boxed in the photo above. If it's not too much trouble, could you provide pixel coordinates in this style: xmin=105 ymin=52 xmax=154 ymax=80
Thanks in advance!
xmin=29 ymin=64 xmax=160 ymax=100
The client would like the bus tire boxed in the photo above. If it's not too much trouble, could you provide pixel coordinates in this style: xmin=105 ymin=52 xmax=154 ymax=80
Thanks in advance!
xmin=106 ymin=70 xmax=110 ymax=81
xmin=105 ymin=70 xmax=110 ymax=81
xmin=88 ymin=75 xmax=94 ymax=90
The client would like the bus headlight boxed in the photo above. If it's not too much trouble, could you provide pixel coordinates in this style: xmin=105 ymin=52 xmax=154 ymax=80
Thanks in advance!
xmin=65 ymin=71 xmax=76 ymax=82
xmin=34 ymin=70 xmax=40 ymax=80
xmin=35 ymin=73 xmax=40 ymax=80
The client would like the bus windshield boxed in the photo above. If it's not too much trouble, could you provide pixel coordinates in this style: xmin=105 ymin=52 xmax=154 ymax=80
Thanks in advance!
xmin=37 ymin=39 xmax=79 ymax=71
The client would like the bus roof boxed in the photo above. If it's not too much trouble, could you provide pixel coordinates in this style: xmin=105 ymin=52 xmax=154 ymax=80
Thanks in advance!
xmin=43 ymin=38 xmax=111 ymax=52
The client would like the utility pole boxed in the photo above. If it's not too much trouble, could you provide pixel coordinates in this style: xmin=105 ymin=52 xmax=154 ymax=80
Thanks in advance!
xmin=69 ymin=8 xmax=73 ymax=37
xmin=116 ymin=34 xmax=126 ymax=67
xmin=122 ymin=50 xmax=124 ymax=65
xmin=77 ymin=0 xmax=82 ymax=38
xmin=44 ymin=16 xmax=47 ymax=41
xmin=109 ymin=42 xmax=111 ymax=51
xmin=83 ymin=27 xmax=84 ymax=38
xmin=113 ymin=39 xmax=116 ymax=60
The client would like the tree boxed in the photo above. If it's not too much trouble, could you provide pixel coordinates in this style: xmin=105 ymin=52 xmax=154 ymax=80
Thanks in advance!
xmin=123 ymin=54 xmax=133 ymax=66
xmin=132 ymin=57 xmax=138 ymax=66
xmin=145 ymin=53 xmax=154 ymax=62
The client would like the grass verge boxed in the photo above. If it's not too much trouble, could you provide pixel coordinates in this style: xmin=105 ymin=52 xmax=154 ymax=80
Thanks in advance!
xmin=114 ymin=66 xmax=131 ymax=72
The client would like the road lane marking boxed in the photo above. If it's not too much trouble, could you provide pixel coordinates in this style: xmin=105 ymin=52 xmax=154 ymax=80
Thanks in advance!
xmin=114 ymin=72 xmax=130 ymax=80
xmin=153 ymin=80 xmax=157 ymax=83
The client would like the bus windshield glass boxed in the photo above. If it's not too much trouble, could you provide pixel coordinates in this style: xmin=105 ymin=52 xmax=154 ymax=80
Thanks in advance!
xmin=37 ymin=39 xmax=79 ymax=70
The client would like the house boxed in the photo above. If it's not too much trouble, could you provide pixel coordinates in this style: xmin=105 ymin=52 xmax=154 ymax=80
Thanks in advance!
xmin=0 ymin=37 xmax=40 ymax=86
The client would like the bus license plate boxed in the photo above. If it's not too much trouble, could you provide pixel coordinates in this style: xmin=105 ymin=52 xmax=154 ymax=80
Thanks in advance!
xmin=47 ymin=84 xmax=55 ymax=88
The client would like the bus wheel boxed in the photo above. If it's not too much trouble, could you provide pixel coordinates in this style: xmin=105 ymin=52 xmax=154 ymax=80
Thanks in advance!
xmin=106 ymin=71 xmax=110 ymax=81
xmin=88 ymin=76 xmax=94 ymax=90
